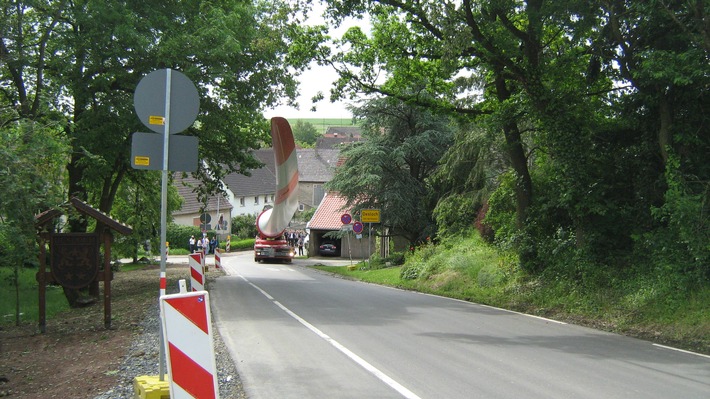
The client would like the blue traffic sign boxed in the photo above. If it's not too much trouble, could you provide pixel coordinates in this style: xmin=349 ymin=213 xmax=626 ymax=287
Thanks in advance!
xmin=341 ymin=213 xmax=352 ymax=225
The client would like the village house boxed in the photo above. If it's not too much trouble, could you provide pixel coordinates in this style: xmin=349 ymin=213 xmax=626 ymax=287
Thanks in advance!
xmin=170 ymin=126 xmax=371 ymax=258
xmin=171 ymin=148 xmax=339 ymax=229
xmin=315 ymin=126 xmax=363 ymax=149
xmin=172 ymin=174 xmax=233 ymax=235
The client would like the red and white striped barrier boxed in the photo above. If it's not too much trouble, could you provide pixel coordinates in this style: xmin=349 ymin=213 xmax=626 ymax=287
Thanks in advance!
xmin=160 ymin=270 xmax=167 ymax=297
xmin=214 ymin=248 xmax=221 ymax=269
xmin=160 ymin=291 xmax=219 ymax=399
xmin=189 ymin=252 xmax=204 ymax=291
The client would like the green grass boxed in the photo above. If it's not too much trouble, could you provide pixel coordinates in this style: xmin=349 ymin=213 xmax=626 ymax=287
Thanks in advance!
xmin=313 ymin=233 xmax=710 ymax=354
xmin=315 ymin=264 xmax=405 ymax=286
xmin=1 ymin=267 xmax=69 ymax=326
xmin=117 ymin=263 xmax=147 ymax=272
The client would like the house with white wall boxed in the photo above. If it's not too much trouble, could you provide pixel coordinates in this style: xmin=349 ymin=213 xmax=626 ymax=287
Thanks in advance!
xmin=172 ymin=174 xmax=233 ymax=235
xmin=172 ymin=145 xmax=350 ymax=236
xmin=221 ymin=149 xmax=277 ymax=218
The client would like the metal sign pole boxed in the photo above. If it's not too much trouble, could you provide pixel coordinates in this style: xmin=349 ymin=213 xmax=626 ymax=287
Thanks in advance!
xmin=347 ymin=230 xmax=352 ymax=266
xmin=158 ymin=68 xmax=172 ymax=381
xmin=132 ymin=67 xmax=199 ymax=387
xmin=368 ymin=222 xmax=372 ymax=268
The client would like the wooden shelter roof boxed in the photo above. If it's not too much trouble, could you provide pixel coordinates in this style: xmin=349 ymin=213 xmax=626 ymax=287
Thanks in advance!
xmin=34 ymin=197 xmax=133 ymax=236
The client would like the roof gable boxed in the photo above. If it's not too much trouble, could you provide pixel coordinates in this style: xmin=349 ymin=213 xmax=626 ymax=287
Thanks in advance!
xmin=220 ymin=149 xmax=277 ymax=198
xmin=35 ymin=197 xmax=133 ymax=235
xmin=308 ymin=192 xmax=350 ymax=230
xmin=174 ymin=174 xmax=233 ymax=216
xmin=296 ymin=148 xmax=339 ymax=182
xmin=324 ymin=126 xmax=362 ymax=137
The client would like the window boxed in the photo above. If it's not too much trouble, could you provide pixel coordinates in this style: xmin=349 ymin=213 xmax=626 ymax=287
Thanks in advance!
xmin=264 ymin=195 xmax=269 ymax=203
xmin=254 ymin=196 xmax=259 ymax=205
xmin=239 ymin=197 xmax=245 ymax=207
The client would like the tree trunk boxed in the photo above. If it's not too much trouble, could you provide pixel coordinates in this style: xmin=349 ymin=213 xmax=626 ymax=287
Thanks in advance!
xmin=62 ymin=286 xmax=97 ymax=308
xmin=494 ymin=74 xmax=533 ymax=228
xmin=657 ymin=92 xmax=672 ymax=165
xmin=67 ymin=152 xmax=88 ymax=231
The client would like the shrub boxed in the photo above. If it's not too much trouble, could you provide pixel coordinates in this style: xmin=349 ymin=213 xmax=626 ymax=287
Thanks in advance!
xmin=231 ymin=214 xmax=257 ymax=239
xmin=646 ymin=156 xmax=710 ymax=283
xmin=433 ymin=193 xmax=478 ymax=238
xmin=229 ymin=238 xmax=255 ymax=251
xmin=167 ymin=223 xmax=204 ymax=251
xmin=484 ymin=171 xmax=518 ymax=250
xmin=475 ymin=201 xmax=494 ymax=243
xmin=400 ymin=262 xmax=423 ymax=280
xmin=384 ymin=252 xmax=406 ymax=266
xmin=367 ymin=254 xmax=385 ymax=270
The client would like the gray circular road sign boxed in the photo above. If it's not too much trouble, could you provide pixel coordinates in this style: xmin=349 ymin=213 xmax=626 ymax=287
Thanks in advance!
xmin=134 ymin=69 xmax=199 ymax=134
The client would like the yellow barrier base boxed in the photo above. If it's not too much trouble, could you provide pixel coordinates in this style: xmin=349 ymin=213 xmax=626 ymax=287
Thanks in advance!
xmin=134 ymin=375 xmax=170 ymax=399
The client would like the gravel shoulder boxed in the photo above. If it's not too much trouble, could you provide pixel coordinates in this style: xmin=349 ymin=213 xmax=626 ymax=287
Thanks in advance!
xmin=0 ymin=258 xmax=246 ymax=399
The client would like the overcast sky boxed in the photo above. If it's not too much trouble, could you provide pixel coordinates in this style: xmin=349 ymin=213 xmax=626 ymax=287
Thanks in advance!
xmin=264 ymin=2 xmax=369 ymax=120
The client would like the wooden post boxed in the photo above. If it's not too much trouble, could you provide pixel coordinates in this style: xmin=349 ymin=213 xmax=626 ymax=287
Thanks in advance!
xmin=38 ymin=234 xmax=47 ymax=333
xmin=103 ymin=231 xmax=113 ymax=329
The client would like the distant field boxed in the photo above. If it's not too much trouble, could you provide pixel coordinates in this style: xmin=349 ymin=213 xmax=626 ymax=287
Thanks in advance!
xmin=291 ymin=117 xmax=359 ymax=134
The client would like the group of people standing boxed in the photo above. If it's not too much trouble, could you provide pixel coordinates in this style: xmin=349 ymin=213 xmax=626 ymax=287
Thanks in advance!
xmin=189 ymin=234 xmax=218 ymax=254
xmin=286 ymin=229 xmax=307 ymax=256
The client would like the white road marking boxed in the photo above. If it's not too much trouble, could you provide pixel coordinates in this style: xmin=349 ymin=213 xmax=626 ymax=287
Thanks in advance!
xmin=653 ymin=343 xmax=710 ymax=359
xmin=241 ymin=274 xmax=422 ymax=399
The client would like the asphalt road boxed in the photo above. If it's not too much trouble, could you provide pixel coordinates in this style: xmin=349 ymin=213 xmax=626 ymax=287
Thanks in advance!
xmin=210 ymin=252 xmax=710 ymax=399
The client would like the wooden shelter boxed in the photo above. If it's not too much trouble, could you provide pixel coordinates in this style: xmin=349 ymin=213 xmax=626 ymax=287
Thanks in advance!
xmin=34 ymin=197 xmax=133 ymax=332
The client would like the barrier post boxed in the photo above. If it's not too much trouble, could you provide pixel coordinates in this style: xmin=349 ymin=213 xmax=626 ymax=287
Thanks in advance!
xmin=202 ymin=247 xmax=207 ymax=273
xmin=188 ymin=252 xmax=205 ymax=291
xmin=160 ymin=291 xmax=219 ymax=399
xmin=215 ymin=248 xmax=221 ymax=269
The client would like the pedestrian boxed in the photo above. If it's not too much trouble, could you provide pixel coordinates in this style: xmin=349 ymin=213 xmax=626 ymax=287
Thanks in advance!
xmin=201 ymin=236 xmax=208 ymax=254
xmin=196 ymin=236 xmax=203 ymax=253
xmin=189 ymin=235 xmax=195 ymax=253
xmin=209 ymin=236 xmax=217 ymax=254
xmin=297 ymin=236 xmax=304 ymax=256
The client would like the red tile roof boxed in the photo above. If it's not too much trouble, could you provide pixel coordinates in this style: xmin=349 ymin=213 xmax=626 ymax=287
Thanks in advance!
xmin=307 ymin=192 xmax=351 ymax=230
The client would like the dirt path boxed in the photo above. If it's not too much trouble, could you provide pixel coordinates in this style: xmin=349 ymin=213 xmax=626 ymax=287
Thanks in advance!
xmin=0 ymin=263 xmax=191 ymax=398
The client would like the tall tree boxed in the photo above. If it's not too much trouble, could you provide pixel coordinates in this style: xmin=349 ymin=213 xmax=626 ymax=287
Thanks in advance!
xmin=595 ymin=0 xmax=710 ymax=277
xmin=306 ymin=0 xmax=708 ymax=273
xmin=0 ymin=119 xmax=69 ymax=324
xmin=292 ymin=120 xmax=320 ymax=146
xmin=310 ymin=0 xmax=593 ymax=267
xmin=0 ymin=0 xmax=309 ymax=225
xmin=326 ymin=95 xmax=454 ymax=244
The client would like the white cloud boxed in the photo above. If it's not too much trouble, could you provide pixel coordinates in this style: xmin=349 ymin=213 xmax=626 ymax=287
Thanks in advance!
xmin=265 ymin=65 xmax=353 ymax=119
xmin=264 ymin=1 xmax=369 ymax=120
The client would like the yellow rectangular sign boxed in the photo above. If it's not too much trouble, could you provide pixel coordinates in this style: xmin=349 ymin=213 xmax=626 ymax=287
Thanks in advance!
xmin=134 ymin=156 xmax=150 ymax=166
xmin=149 ymin=115 xmax=165 ymax=125
xmin=361 ymin=209 xmax=380 ymax=223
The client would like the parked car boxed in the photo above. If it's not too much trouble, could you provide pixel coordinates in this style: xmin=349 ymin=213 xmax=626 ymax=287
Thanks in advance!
xmin=318 ymin=242 xmax=338 ymax=256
